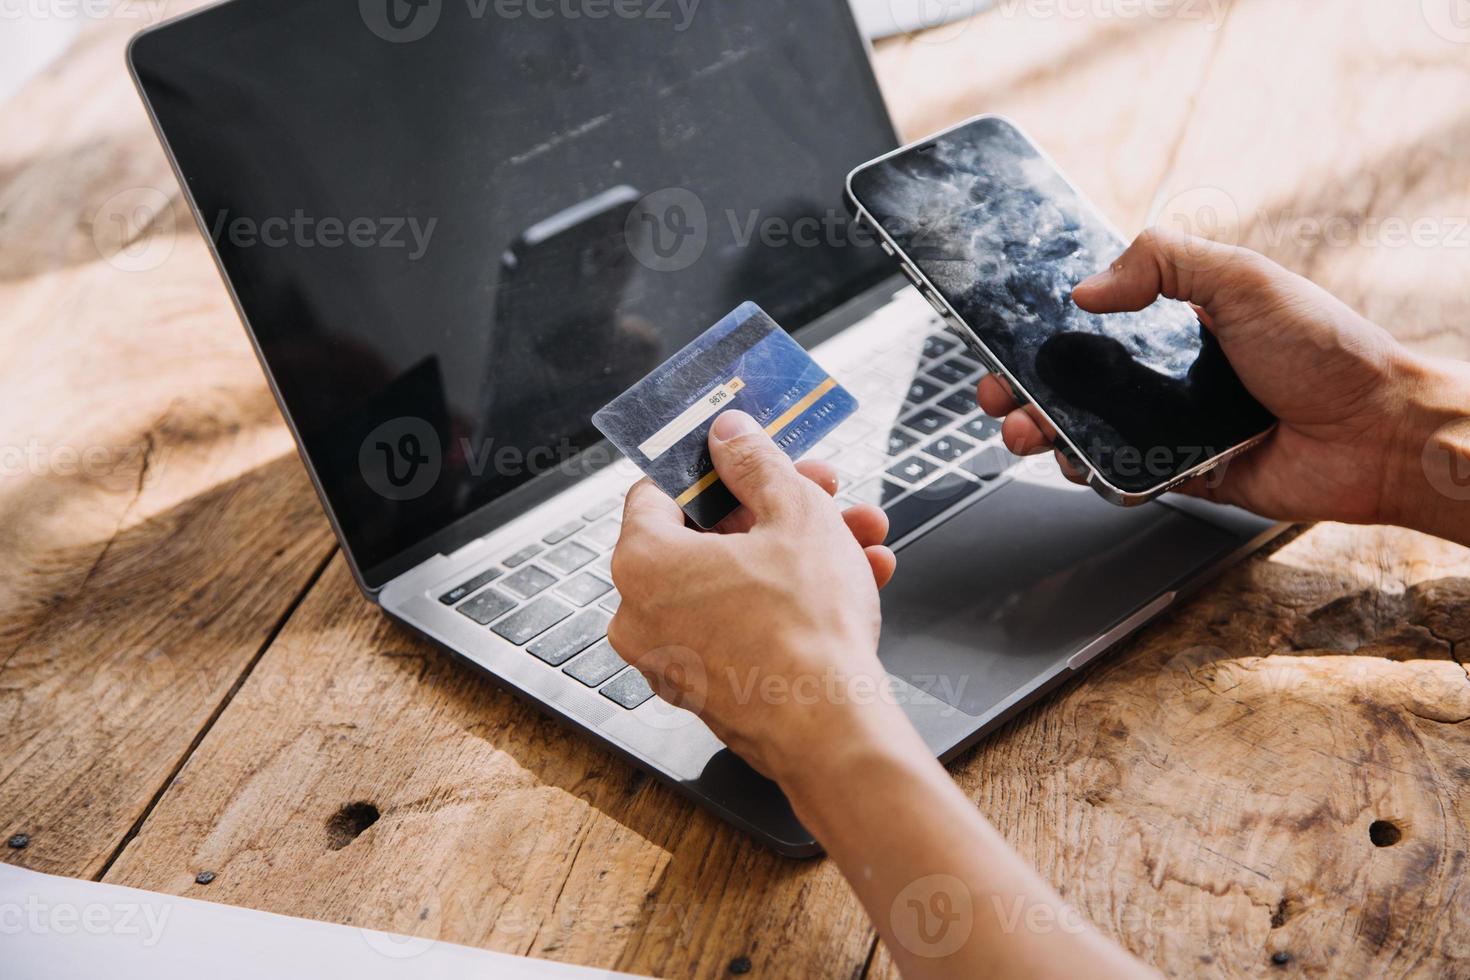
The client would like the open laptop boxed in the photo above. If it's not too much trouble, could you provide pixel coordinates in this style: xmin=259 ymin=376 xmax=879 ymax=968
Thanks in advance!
xmin=129 ymin=0 xmax=1283 ymax=856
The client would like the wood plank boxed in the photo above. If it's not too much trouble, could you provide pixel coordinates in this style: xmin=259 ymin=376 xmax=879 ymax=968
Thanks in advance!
xmin=104 ymin=556 xmax=877 ymax=978
xmin=0 ymin=8 xmax=338 ymax=879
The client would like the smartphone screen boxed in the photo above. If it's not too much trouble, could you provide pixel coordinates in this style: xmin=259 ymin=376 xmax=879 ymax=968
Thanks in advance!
xmin=848 ymin=116 xmax=1274 ymax=497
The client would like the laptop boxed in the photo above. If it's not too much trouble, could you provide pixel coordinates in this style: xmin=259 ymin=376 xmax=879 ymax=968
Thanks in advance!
xmin=129 ymin=0 xmax=1283 ymax=856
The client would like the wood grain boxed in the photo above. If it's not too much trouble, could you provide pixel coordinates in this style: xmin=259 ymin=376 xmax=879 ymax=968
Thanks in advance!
xmin=1151 ymin=0 xmax=1470 ymax=358
xmin=0 ymin=8 xmax=338 ymax=878
xmin=105 ymin=556 xmax=878 ymax=978
xmin=4 ymin=1 xmax=1469 ymax=978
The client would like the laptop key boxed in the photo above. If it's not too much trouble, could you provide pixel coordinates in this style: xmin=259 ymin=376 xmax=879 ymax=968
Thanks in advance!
xmin=544 ymin=541 xmax=598 ymax=574
xmin=492 ymin=596 xmax=574 ymax=646
xmin=922 ymin=334 xmax=957 ymax=360
xmin=581 ymin=520 xmax=621 ymax=550
xmin=887 ymin=455 xmax=939 ymax=485
xmin=937 ymin=389 xmax=979 ymax=416
xmin=905 ymin=378 xmax=942 ymax=405
xmin=599 ymin=590 xmax=622 ymax=613
xmin=502 ymin=565 xmax=557 ymax=599
xmin=886 ymin=428 xmax=919 ymax=456
xmin=960 ymin=416 xmax=1002 ymax=442
xmin=601 ymin=668 xmax=655 ymax=710
xmin=439 ymin=566 xmax=502 ymax=605
xmin=961 ymin=445 xmax=1015 ymax=481
xmin=929 ymin=357 xmax=978 ymax=385
xmin=837 ymin=446 xmax=885 ymax=483
xmin=528 ymin=609 xmax=611 ymax=666
xmin=850 ymin=477 xmax=907 ymax=508
xmin=503 ymin=544 xmax=543 ymax=568
xmin=924 ymin=433 xmax=974 ymax=463
xmin=564 ymin=639 xmax=627 ymax=687
xmin=456 ymin=588 xmax=516 ymax=626
xmin=950 ymin=345 xmax=984 ymax=368
xmin=884 ymin=472 xmax=983 ymax=543
xmin=544 ymin=520 xmax=585 ymax=545
xmin=830 ymin=417 xmax=875 ymax=446
xmin=559 ymin=572 xmax=613 ymax=606
xmin=581 ymin=497 xmax=621 ymax=522
xmin=900 ymin=406 xmax=954 ymax=436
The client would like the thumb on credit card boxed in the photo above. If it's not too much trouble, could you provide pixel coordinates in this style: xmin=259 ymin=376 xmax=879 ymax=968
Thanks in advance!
xmin=709 ymin=411 xmax=804 ymax=522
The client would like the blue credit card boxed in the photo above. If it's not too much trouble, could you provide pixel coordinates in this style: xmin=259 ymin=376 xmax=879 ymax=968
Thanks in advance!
xmin=593 ymin=302 xmax=859 ymax=528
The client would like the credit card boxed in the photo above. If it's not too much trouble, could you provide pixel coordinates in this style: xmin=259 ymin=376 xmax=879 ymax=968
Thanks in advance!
xmin=592 ymin=302 xmax=858 ymax=528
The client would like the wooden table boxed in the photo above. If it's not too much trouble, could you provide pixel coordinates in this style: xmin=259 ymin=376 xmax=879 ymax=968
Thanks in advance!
xmin=4 ymin=2 xmax=1469 ymax=976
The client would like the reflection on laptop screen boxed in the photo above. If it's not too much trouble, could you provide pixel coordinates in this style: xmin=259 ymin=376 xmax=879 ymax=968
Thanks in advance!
xmin=132 ymin=0 xmax=898 ymax=584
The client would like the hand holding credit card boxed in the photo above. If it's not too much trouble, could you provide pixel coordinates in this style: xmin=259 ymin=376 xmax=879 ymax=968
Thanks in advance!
xmin=593 ymin=302 xmax=858 ymax=528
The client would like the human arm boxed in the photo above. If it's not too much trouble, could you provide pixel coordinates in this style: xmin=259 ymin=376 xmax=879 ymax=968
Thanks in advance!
xmin=608 ymin=411 xmax=1155 ymax=979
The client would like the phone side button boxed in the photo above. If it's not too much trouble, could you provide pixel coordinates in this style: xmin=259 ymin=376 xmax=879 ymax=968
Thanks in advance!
xmin=1066 ymin=591 xmax=1177 ymax=670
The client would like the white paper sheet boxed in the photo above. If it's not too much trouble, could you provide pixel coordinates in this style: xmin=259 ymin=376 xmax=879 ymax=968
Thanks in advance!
xmin=1 ymin=863 xmax=646 ymax=979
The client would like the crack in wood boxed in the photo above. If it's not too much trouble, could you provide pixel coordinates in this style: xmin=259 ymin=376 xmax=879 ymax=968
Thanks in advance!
xmin=93 ymin=544 xmax=338 ymax=882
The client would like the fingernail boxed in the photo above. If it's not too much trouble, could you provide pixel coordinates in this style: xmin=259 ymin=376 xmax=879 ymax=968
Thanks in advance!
xmin=1076 ymin=268 xmax=1112 ymax=290
xmin=711 ymin=410 xmax=760 ymax=442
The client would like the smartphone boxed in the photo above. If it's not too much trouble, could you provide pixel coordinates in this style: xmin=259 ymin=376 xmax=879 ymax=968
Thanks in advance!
xmin=846 ymin=115 xmax=1275 ymax=505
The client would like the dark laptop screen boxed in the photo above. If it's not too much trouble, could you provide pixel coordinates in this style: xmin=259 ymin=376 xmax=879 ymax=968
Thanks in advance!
xmin=131 ymin=0 xmax=897 ymax=587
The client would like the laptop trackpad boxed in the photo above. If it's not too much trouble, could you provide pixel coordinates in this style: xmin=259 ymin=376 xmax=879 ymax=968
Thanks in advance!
xmin=878 ymin=479 xmax=1240 ymax=719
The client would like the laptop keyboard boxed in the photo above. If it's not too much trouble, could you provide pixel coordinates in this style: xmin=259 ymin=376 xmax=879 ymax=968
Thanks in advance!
xmin=433 ymin=320 xmax=1016 ymax=714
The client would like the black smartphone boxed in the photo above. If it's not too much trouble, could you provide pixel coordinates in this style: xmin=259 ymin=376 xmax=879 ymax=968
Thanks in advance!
xmin=845 ymin=115 xmax=1275 ymax=505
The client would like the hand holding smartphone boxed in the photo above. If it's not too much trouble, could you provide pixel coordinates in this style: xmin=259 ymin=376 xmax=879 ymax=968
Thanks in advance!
xmin=845 ymin=115 xmax=1274 ymax=505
